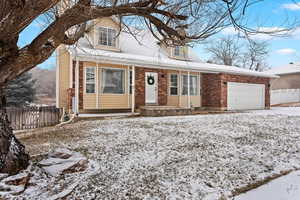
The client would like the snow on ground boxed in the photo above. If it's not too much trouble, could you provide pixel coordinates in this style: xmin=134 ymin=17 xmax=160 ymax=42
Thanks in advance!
xmin=236 ymin=170 xmax=300 ymax=200
xmin=2 ymin=108 xmax=300 ymax=199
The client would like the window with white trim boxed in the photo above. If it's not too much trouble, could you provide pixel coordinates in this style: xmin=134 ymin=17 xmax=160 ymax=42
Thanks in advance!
xmin=129 ymin=70 xmax=133 ymax=94
xmin=99 ymin=27 xmax=117 ymax=47
xmin=181 ymin=74 xmax=199 ymax=96
xmin=169 ymin=74 xmax=178 ymax=95
xmin=101 ymin=68 xmax=124 ymax=94
xmin=85 ymin=67 xmax=96 ymax=94
xmin=173 ymin=46 xmax=185 ymax=57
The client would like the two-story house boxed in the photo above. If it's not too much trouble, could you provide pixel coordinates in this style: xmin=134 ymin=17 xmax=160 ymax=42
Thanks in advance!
xmin=56 ymin=17 xmax=276 ymax=114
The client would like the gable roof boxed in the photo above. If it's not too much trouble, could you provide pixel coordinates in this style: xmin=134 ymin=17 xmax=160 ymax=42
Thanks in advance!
xmin=67 ymin=29 xmax=277 ymax=78
xmin=265 ymin=63 xmax=300 ymax=75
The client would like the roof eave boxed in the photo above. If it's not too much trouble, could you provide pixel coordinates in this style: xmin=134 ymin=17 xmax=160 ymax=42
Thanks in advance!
xmin=70 ymin=52 xmax=278 ymax=78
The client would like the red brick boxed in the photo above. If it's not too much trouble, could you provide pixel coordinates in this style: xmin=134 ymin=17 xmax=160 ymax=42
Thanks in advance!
xmin=202 ymin=73 xmax=270 ymax=110
xmin=135 ymin=67 xmax=168 ymax=108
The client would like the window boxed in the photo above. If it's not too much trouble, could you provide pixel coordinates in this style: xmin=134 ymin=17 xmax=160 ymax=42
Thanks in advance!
xmin=169 ymin=74 xmax=178 ymax=95
xmin=181 ymin=75 xmax=199 ymax=96
xmin=85 ymin=67 xmax=96 ymax=94
xmin=190 ymin=75 xmax=199 ymax=95
xmin=101 ymin=68 xmax=124 ymax=94
xmin=99 ymin=27 xmax=116 ymax=47
xmin=129 ymin=70 xmax=133 ymax=94
xmin=174 ymin=46 xmax=185 ymax=57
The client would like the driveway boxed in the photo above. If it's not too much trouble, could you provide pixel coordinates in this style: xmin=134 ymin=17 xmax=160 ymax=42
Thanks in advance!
xmin=8 ymin=107 xmax=300 ymax=200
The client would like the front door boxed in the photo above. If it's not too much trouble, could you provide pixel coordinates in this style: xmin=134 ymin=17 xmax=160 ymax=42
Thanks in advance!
xmin=145 ymin=72 xmax=158 ymax=104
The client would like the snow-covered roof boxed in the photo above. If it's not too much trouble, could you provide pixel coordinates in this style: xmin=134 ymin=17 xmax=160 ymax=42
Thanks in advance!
xmin=68 ymin=30 xmax=277 ymax=78
xmin=265 ymin=62 xmax=300 ymax=75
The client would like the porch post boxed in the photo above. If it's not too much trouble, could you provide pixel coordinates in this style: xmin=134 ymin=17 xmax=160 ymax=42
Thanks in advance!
xmin=75 ymin=59 xmax=79 ymax=115
xmin=131 ymin=65 xmax=135 ymax=113
xmin=188 ymin=71 xmax=191 ymax=108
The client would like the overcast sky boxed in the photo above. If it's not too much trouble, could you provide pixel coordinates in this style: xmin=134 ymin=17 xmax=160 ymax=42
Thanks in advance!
xmin=20 ymin=0 xmax=300 ymax=70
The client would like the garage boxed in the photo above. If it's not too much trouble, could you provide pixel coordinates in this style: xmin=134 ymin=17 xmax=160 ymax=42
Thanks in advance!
xmin=227 ymin=82 xmax=265 ymax=110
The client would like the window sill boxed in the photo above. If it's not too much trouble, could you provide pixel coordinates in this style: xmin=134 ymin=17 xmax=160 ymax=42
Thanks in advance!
xmin=169 ymin=55 xmax=191 ymax=61
xmin=94 ymin=45 xmax=121 ymax=52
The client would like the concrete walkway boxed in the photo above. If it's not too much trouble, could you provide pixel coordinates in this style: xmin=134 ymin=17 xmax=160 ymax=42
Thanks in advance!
xmin=236 ymin=170 xmax=300 ymax=200
xmin=78 ymin=112 xmax=140 ymax=118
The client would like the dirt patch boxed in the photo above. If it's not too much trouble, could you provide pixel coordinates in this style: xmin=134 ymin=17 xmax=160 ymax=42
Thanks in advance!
xmin=18 ymin=120 xmax=98 ymax=155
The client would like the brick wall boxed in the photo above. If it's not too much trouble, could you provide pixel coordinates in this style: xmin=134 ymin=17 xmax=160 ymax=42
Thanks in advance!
xmin=202 ymin=73 xmax=222 ymax=108
xmin=135 ymin=67 xmax=168 ymax=108
xmin=202 ymin=73 xmax=270 ymax=110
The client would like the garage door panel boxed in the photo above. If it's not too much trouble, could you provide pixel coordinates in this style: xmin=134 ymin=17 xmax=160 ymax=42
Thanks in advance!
xmin=227 ymin=82 xmax=265 ymax=110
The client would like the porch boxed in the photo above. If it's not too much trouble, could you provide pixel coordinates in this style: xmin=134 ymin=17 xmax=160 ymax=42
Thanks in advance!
xmin=65 ymin=61 xmax=203 ymax=114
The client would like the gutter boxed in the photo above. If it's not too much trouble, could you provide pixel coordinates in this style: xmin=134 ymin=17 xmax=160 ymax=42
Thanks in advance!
xmin=70 ymin=52 xmax=278 ymax=79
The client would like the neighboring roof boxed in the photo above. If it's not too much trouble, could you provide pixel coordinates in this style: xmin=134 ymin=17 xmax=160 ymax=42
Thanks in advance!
xmin=265 ymin=63 xmax=300 ymax=75
xmin=67 ymin=30 xmax=277 ymax=78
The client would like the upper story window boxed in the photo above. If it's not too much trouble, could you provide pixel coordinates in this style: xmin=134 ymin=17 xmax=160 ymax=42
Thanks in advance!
xmin=173 ymin=46 xmax=185 ymax=57
xmin=99 ymin=27 xmax=117 ymax=47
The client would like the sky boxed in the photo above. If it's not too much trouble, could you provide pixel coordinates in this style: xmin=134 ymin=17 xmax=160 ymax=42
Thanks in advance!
xmin=19 ymin=0 xmax=300 ymax=70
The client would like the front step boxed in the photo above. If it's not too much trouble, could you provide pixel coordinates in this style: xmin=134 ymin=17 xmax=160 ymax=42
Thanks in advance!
xmin=140 ymin=106 xmax=194 ymax=117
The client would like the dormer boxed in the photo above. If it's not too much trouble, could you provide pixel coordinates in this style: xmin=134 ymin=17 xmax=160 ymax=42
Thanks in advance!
xmin=169 ymin=45 xmax=189 ymax=60
xmin=89 ymin=17 xmax=121 ymax=52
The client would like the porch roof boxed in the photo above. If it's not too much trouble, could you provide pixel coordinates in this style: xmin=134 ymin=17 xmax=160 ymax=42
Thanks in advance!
xmin=69 ymin=47 xmax=277 ymax=78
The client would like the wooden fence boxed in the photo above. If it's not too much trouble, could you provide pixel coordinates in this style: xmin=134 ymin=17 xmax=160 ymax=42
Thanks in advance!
xmin=2 ymin=106 xmax=63 ymax=131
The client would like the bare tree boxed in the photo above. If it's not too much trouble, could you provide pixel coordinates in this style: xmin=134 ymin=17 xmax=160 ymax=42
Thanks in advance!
xmin=205 ymin=36 xmax=242 ymax=66
xmin=205 ymin=36 xmax=269 ymax=71
xmin=0 ymin=0 xmax=293 ymax=174
xmin=241 ymin=40 xmax=269 ymax=71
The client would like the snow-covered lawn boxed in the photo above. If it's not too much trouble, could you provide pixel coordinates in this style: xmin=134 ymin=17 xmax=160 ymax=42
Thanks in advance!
xmin=4 ymin=107 xmax=300 ymax=199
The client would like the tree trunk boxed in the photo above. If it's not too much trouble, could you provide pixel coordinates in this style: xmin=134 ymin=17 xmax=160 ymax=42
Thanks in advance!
xmin=0 ymin=86 xmax=29 ymax=175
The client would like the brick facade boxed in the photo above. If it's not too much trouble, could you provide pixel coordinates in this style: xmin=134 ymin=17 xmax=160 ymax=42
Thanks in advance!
xmin=202 ymin=73 xmax=270 ymax=110
xmin=73 ymin=61 xmax=270 ymax=111
xmin=135 ymin=67 xmax=168 ymax=108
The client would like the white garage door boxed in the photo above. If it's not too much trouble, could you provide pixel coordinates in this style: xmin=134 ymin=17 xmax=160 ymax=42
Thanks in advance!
xmin=227 ymin=82 xmax=265 ymax=110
